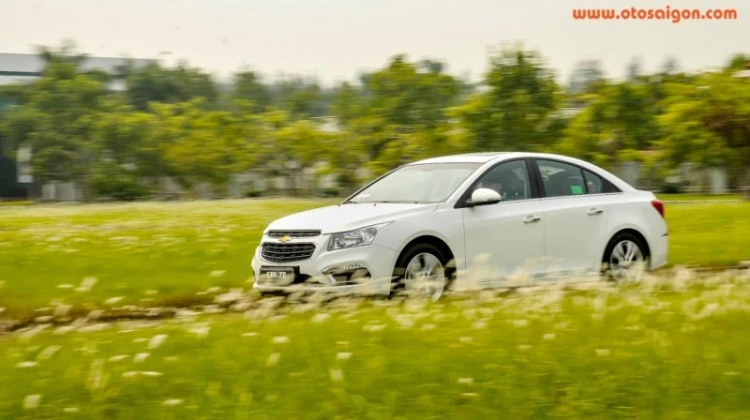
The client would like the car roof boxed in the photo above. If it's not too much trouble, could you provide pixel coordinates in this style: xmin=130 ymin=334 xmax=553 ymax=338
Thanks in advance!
xmin=409 ymin=151 xmax=588 ymax=165
xmin=409 ymin=152 xmax=516 ymax=164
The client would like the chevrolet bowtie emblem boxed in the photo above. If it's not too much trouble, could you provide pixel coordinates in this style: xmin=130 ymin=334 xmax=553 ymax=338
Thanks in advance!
xmin=279 ymin=235 xmax=292 ymax=243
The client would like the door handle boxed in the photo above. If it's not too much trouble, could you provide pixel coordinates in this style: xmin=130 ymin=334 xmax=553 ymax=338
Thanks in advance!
xmin=524 ymin=215 xmax=541 ymax=224
xmin=587 ymin=208 xmax=603 ymax=215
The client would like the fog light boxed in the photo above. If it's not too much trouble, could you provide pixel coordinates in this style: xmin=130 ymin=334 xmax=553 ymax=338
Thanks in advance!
xmin=321 ymin=264 xmax=370 ymax=285
xmin=323 ymin=263 xmax=367 ymax=274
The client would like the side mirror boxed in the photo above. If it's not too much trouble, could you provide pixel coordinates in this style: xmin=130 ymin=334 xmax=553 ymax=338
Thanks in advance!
xmin=466 ymin=188 xmax=502 ymax=207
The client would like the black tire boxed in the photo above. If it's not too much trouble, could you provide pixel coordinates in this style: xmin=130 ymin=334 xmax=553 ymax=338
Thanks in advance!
xmin=391 ymin=243 xmax=451 ymax=299
xmin=601 ymin=232 xmax=649 ymax=282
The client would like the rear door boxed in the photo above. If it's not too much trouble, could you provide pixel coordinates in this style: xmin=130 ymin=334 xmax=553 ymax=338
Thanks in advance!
xmin=532 ymin=159 xmax=617 ymax=278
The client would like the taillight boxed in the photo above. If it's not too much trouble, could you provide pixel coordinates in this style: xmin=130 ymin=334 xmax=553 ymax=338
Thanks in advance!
xmin=651 ymin=199 xmax=664 ymax=218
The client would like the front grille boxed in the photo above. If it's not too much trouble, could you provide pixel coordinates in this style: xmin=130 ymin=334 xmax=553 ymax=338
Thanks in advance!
xmin=261 ymin=243 xmax=316 ymax=263
xmin=267 ymin=230 xmax=321 ymax=238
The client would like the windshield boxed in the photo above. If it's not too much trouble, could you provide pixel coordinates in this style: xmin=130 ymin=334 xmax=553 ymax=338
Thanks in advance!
xmin=347 ymin=163 xmax=481 ymax=204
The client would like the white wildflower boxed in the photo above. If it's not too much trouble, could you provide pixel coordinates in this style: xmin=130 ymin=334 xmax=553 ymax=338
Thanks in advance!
xmin=87 ymin=360 xmax=105 ymax=391
xmin=37 ymin=345 xmax=61 ymax=360
xmin=336 ymin=352 xmax=352 ymax=361
xmin=148 ymin=334 xmax=168 ymax=349
xmin=518 ymin=345 xmax=532 ymax=351
xmin=140 ymin=371 xmax=163 ymax=377
xmin=266 ymin=353 xmax=280 ymax=367
xmin=329 ymin=369 xmax=344 ymax=382
xmin=162 ymin=398 xmax=183 ymax=406
xmin=209 ymin=270 xmax=225 ymax=278
xmin=57 ymin=284 xmax=74 ymax=289
xmin=23 ymin=394 xmax=41 ymax=410
xmin=76 ymin=276 xmax=97 ymax=292
xmin=458 ymin=377 xmax=474 ymax=385
xmin=63 ymin=407 xmax=79 ymax=413
xmin=134 ymin=352 xmax=150 ymax=363
xmin=513 ymin=319 xmax=528 ymax=327
xmin=122 ymin=371 xmax=138 ymax=378
xmin=108 ymin=355 xmax=129 ymax=362
xmin=596 ymin=348 xmax=610 ymax=357
xmin=543 ymin=333 xmax=556 ymax=341
xmin=189 ymin=325 xmax=210 ymax=338
xmin=473 ymin=320 xmax=488 ymax=329
xmin=311 ymin=313 xmax=330 ymax=323
xmin=104 ymin=296 xmax=124 ymax=305
xmin=241 ymin=332 xmax=258 ymax=337
xmin=272 ymin=336 xmax=290 ymax=344
xmin=17 ymin=361 xmax=37 ymax=368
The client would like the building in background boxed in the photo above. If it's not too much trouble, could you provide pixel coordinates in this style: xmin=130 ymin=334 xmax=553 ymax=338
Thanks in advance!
xmin=0 ymin=52 xmax=157 ymax=199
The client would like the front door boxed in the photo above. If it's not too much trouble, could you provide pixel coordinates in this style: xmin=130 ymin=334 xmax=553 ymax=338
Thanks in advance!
xmin=461 ymin=159 xmax=545 ymax=287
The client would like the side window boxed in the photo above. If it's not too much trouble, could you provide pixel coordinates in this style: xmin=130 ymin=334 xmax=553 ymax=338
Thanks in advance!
xmin=473 ymin=160 xmax=531 ymax=202
xmin=583 ymin=169 xmax=621 ymax=194
xmin=536 ymin=160 xmax=586 ymax=198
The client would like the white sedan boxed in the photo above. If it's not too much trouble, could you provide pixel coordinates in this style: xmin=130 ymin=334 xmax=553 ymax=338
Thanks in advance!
xmin=251 ymin=152 xmax=668 ymax=299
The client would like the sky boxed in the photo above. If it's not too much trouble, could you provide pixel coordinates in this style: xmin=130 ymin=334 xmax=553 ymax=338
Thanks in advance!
xmin=1 ymin=0 xmax=748 ymax=86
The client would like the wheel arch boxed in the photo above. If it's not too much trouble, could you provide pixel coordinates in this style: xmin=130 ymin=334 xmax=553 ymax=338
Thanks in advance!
xmin=604 ymin=228 xmax=652 ymax=261
xmin=395 ymin=235 xmax=457 ymax=272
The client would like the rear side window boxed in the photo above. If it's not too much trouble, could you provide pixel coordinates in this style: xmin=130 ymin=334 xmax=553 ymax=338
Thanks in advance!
xmin=583 ymin=169 xmax=621 ymax=194
xmin=536 ymin=160 xmax=587 ymax=198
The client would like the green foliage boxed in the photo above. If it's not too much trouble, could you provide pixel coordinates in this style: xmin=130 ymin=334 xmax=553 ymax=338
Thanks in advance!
xmin=658 ymin=73 xmax=750 ymax=186
xmin=3 ymin=41 xmax=750 ymax=199
xmin=89 ymin=160 xmax=150 ymax=201
xmin=124 ymin=61 xmax=219 ymax=111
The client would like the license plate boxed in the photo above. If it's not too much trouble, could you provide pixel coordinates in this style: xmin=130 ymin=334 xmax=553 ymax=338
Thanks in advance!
xmin=259 ymin=266 xmax=297 ymax=285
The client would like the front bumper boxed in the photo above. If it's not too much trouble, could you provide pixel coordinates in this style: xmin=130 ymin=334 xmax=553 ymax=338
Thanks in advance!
xmin=251 ymin=238 xmax=397 ymax=296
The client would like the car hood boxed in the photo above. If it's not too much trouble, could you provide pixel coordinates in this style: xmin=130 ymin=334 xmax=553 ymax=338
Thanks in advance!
xmin=265 ymin=203 xmax=439 ymax=234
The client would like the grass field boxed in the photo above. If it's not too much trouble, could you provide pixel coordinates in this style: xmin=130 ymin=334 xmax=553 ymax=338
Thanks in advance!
xmin=3 ymin=275 xmax=750 ymax=419
xmin=656 ymin=194 xmax=743 ymax=202
xmin=0 ymin=198 xmax=749 ymax=321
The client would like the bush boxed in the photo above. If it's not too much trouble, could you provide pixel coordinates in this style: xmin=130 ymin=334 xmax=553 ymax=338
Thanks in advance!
xmin=90 ymin=162 xmax=150 ymax=201
xmin=245 ymin=189 xmax=263 ymax=198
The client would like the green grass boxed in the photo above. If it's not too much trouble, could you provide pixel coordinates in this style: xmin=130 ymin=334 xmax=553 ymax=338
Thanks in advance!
xmin=3 ymin=277 xmax=750 ymax=419
xmin=0 ymin=199 xmax=337 ymax=320
xmin=656 ymin=193 xmax=743 ymax=202
xmin=0 ymin=198 xmax=748 ymax=321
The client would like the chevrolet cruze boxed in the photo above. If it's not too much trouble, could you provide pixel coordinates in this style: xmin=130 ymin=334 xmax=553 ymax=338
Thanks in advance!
xmin=251 ymin=152 xmax=668 ymax=300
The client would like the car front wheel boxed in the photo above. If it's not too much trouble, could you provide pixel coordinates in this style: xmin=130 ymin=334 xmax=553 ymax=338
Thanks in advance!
xmin=392 ymin=243 xmax=449 ymax=301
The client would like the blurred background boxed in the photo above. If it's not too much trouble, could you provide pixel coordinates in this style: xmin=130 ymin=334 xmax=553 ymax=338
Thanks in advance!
xmin=0 ymin=0 xmax=749 ymax=203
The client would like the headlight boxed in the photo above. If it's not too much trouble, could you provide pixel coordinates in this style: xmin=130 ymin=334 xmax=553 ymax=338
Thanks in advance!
xmin=328 ymin=222 xmax=391 ymax=251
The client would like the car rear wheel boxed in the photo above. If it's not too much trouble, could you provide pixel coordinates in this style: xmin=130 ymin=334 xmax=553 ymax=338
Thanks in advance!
xmin=392 ymin=243 xmax=449 ymax=301
xmin=602 ymin=232 xmax=649 ymax=282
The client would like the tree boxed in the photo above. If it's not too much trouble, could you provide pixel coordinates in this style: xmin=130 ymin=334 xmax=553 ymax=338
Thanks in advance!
xmin=124 ymin=61 xmax=218 ymax=111
xmin=154 ymin=99 xmax=261 ymax=196
xmin=569 ymin=59 xmax=606 ymax=95
xmin=658 ymin=73 xmax=750 ymax=195
xmin=454 ymin=44 xmax=561 ymax=152
xmin=231 ymin=70 xmax=272 ymax=113
xmin=0 ymin=44 xmax=110 ymax=196
xmin=626 ymin=57 xmax=644 ymax=82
